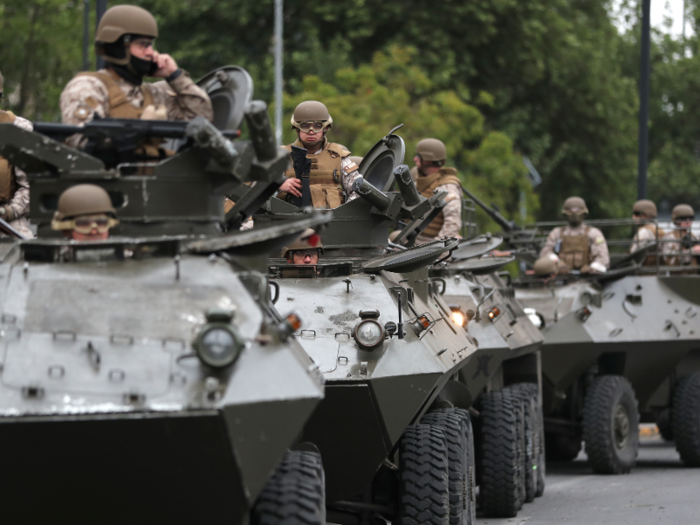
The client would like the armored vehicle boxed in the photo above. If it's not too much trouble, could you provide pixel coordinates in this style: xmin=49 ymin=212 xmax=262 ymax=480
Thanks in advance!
xmin=237 ymin=130 xmax=545 ymax=523
xmin=429 ymin=235 xmax=547 ymax=517
xmin=0 ymin=68 xmax=328 ymax=524
xmin=464 ymin=193 xmax=700 ymax=475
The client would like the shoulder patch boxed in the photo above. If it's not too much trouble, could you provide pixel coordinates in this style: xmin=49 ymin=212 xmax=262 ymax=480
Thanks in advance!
xmin=343 ymin=162 xmax=358 ymax=174
xmin=595 ymin=237 xmax=605 ymax=245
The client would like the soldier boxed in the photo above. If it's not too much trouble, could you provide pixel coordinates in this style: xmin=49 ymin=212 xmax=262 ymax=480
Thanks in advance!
xmin=661 ymin=204 xmax=700 ymax=267
xmin=540 ymin=196 xmax=609 ymax=274
xmin=281 ymin=229 xmax=323 ymax=265
xmin=630 ymin=199 xmax=662 ymax=252
xmin=60 ymin=4 xmax=213 ymax=150
xmin=0 ymin=70 xmax=34 ymax=239
xmin=277 ymin=101 xmax=360 ymax=209
xmin=411 ymin=138 xmax=463 ymax=245
xmin=51 ymin=185 xmax=119 ymax=241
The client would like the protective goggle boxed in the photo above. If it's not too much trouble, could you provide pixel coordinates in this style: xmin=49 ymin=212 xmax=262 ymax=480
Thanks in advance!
xmin=632 ymin=211 xmax=645 ymax=217
xmin=298 ymin=121 xmax=326 ymax=132
xmin=675 ymin=216 xmax=695 ymax=222
xmin=52 ymin=214 xmax=119 ymax=234
xmin=292 ymin=249 xmax=319 ymax=258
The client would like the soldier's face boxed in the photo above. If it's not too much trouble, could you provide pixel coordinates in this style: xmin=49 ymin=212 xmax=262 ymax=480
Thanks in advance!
xmin=291 ymin=250 xmax=319 ymax=265
xmin=298 ymin=126 xmax=325 ymax=147
xmin=567 ymin=214 xmax=583 ymax=226
xmin=130 ymin=38 xmax=155 ymax=61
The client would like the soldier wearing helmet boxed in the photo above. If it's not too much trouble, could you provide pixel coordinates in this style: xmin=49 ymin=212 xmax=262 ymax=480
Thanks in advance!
xmin=60 ymin=5 xmax=212 ymax=150
xmin=630 ymin=199 xmax=663 ymax=255
xmin=540 ymin=196 xmax=609 ymax=274
xmin=277 ymin=101 xmax=361 ymax=209
xmin=411 ymin=138 xmax=463 ymax=245
xmin=281 ymin=229 xmax=323 ymax=265
xmin=51 ymin=184 xmax=119 ymax=241
xmin=661 ymin=204 xmax=700 ymax=267
xmin=0 ymin=70 xmax=34 ymax=239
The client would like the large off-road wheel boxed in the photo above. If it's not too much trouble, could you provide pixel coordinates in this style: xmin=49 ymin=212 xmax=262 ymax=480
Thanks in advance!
xmin=399 ymin=424 xmax=450 ymax=525
xmin=251 ymin=450 xmax=326 ymax=525
xmin=509 ymin=383 xmax=544 ymax=502
xmin=672 ymin=372 xmax=700 ymax=466
xmin=478 ymin=389 xmax=521 ymax=517
xmin=582 ymin=375 xmax=639 ymax=474
xmin=422 ymin=408 xmax=477 ymax=525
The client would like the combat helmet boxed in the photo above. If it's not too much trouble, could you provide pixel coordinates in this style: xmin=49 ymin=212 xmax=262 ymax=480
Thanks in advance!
xmin=633 ymin=199 xmax=657 ymax=218
xmin=51 ymin=184 xmax=117 ymax=231
xmin=281 ymin=228 xmax=324 ymax=258
xmin=561 ymin=196 xmax=588 ymax=216
xmin=95 ymin=5 xmax=159 ymax=66
xmin=290 ymin=101 xmax=333 ymax=130
xmin=416 ymin=138 xmax=447 ymax=163
xmin=672 ymin=204 xmax=695 ymax=222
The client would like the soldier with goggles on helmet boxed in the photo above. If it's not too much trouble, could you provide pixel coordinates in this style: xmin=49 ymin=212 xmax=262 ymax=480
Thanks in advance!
xmin=661 ymin=204 xmax=700 ymax=267
xmin=51 ymin=185 xmax=119 ymax=241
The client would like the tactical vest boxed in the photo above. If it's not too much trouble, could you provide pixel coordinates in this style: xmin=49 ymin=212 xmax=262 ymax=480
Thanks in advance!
xmin=0 ymin=110 xmax=18 ymax=203
xmin=559 ymin=227 xmax=591 ymax=270
xmin=76 ymin=71 xmax=162 ymax=158
xmin=279 ymin=140 xmax=349 ymax=209
xmin=414 ymin=167 xmax=462 ymax=238
xmin=637 ymin=223 xmax=664 ymax=266
xmin=667 ymin=229 xmax=698 ymax=269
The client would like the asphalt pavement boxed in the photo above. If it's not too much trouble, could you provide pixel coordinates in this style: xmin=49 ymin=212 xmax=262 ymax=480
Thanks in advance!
xmin=479 ymin=432 xmax=700 ymax=525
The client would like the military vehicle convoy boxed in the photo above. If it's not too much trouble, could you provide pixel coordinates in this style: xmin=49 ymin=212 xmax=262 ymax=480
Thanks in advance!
xmin=0 ymin=68 xmax=330 ymax=524
xmin=463 ymin=192 xmax=700 ymax=476
xmin=237 ymin=131 xmax=548 ymax=523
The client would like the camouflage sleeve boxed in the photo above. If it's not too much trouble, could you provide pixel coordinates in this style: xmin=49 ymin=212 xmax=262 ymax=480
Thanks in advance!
xmin=340 ymin=156 xmax=361 ymax=202
xmin=60 ymin=76 xmax=110 ymax=148
xmin=588 ymin=227 xmax=610 ymax=269
xmin=436 ymin=183 xmax=462 ymax=238
xmin=13 ymin=116 xmax=33 ymax=132
xmin=661 ymin=232 xmax=681 ymax=265
xmin=149 ymin=74 xmax=214 ymax=122
xmin=4 ymin=167 xmax=30 ymax=222
xmin=540 ymin=228 xmax=561 ymax=259
xmin=630 ymin=227 xmax=656 ymax=252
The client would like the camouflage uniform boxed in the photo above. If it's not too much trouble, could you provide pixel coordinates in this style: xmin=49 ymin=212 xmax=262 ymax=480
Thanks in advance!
xmin=411 ymin=166 xmax=462 ymax=245
xmin=630 ymin=224 xmax=660 ymax=253
xmin=60 ymin=69 xmax=213 ymax=148
xmin=661 ymin=229 xmax=698 ymax=267
xmin=540 ymin=224 xmax=609 ymax=272
xmin=0 ymin=113 xmax=33 ymax=238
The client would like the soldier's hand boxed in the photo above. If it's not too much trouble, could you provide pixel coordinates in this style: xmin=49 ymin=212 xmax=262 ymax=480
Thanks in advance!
xmin=151 ymin=51 xmax=179 ymax=78
xmin=692 ymin=245 xmax=700 ymax=255
xmin=280 ymin=178 xmax=302 ymax=198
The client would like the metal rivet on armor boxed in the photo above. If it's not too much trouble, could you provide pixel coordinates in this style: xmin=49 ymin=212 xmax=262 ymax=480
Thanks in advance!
xmin=108 ymin=369 xmax=126 ymax=382
xmin=48 ymin=365 xmax=65 ymax=379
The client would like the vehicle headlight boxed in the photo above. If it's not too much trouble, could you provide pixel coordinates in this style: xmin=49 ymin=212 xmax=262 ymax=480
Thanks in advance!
xmin=449 ymin=305 xmax=467 ymax=327
xmin=193 ymin=309 xmax=244 ymax=368
xmin=353 ymin=318 xmax=385 ymax=350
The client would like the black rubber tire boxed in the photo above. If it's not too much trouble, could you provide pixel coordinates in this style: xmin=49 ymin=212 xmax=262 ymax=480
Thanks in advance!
xmin=656 ymin=407 xmax=674 ymax=442
xmin=509 ymin=384 xmax=542 ymax=502
xmin=421 ymin=408 xmax=477 ymax=525
xmin=251 ymin=450 xmax=326 ymax=525
xmin=672 ymin=372 xmax=700 ymax=466
xmin=582 ymin=375 xmax=639 ymax=474
xmin=399 ymin=424 xmax=450 ymax=525
xmin=478 ymin=389 xmax=521 ymax=517
xmin=545 ymin=433 xmax=582 ymax=462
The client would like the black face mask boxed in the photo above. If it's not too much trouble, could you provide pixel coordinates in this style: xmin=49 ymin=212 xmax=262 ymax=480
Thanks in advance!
xmin=130 ymin=55 xmax=158 ymax=77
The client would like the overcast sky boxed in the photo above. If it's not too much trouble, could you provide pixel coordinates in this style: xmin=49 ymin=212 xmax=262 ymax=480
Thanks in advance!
xmin=613 ymin=0 xmax=695 ymax=37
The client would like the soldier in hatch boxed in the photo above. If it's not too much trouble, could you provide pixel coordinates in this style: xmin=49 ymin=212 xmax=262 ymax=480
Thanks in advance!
xmin=281 ymin=229 xmax=323 ymax=265
xmin=661 ymin=204 xmax=700 ymax=267
xmin=540 ymin=196 xmax=609 ymax=274
xmin=60 ymin=4 xmax=212 ymax=150
xmin=0 ymin=70 xmax=34 ymax=239
xmin=411 ymin=138 xmax=463 ymax=245
xmin=51 ymin=185 xmax=119 ymax=241
xmin=277 ymin=101 xmax=361 ymax=209
xmin=630 ymin=199 xmax=662 ymax=252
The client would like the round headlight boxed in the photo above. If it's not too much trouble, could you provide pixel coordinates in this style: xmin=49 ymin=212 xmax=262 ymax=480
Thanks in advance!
xmin=353 ymin=319 xmax=385 ymax=350
xmin=194 ymin=326 xmax=243 ymax=368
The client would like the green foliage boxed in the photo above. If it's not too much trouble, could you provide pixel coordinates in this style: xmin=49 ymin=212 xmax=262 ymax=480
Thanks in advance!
xmin=282 ymin=47 xmax=536 ymax=233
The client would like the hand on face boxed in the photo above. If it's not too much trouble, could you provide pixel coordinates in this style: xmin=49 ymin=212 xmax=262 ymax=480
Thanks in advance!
xmin=150 ymin=51 xmax=179 ymax=78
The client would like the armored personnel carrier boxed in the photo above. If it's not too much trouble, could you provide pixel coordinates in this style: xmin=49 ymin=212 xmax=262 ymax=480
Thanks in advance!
xmin=0 ymin=68 xmax=328 ymax=524
xmin=463 ymin=193 xmax=700 ymax=475
xmin=429 ymin=235 xmax=546 ymax=517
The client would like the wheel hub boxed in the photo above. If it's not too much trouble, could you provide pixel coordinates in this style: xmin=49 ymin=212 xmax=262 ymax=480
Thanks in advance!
xmin=613 ymin=403 xmax=630 ymax=450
